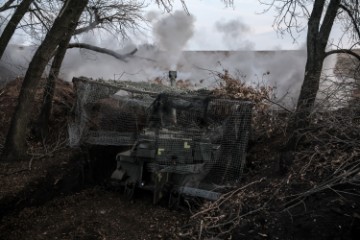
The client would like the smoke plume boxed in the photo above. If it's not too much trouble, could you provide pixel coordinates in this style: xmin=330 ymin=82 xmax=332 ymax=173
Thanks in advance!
xmin=1 ymin=43 xmax=307 ymax=108
xmin=153 ymin=11 xmax=195 ymax=70
xmin=215 ymin=18 xmax=254 ymax=50
xmin=215 ymin=19 xmax=249 ymax=38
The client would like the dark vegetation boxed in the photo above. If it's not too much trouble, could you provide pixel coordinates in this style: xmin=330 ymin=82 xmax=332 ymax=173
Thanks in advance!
xmin=0 ymin=0 xmax=360 ymax=239
xmin=0 ymin=78 xmax=188 ymax=239
xmin=0 ymin=73 xmax=359 ymax=239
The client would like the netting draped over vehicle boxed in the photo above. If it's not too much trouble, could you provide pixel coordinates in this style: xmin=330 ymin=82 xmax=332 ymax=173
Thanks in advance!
xmin=69 ymin=77 xmax=190 ymax=147
xmin=69 ymin=77 xmax=253 ymax=184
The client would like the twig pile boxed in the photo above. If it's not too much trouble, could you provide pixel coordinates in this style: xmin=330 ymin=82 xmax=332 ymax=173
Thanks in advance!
xmin=178 ymin=179 xmax=265 ymax=239
xmin=295 ymin=108 xmax=360 ymax=177
xmin=282 ymin=108 xmax=360 ymax=209
xmin=212 ymin=70 xmax=272 ymax=105
xmin=27 ymin=131 xmax=68 ymax=170
xmin=177 ymin=177 xmax=289 ymax=239
xmin=176 ymin=74 xmax=360 ymax=238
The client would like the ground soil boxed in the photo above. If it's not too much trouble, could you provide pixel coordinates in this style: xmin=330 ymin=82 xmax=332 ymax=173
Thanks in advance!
xmin=0 ymin=79 xmax=188 ymax=240
xmin=0 ymin=187 xmax=188 ymax=240
xmin=0 ymin=78 xmax=359 ymax=239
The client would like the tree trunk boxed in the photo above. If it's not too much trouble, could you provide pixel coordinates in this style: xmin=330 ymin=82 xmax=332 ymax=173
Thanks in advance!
xmin=282 ymin=0 xmax=341 ymax=152
xmin=0 ymin=0 xmax=33 ymax=59
xmin=291 ymin=0 xmax=341 ymax=131
xmin=293 ymin=57 xmax=324 ymax=129
xmin=33 ymin=43 xmax=137 ymax=140
xmin=34 ymin=31 xmax=76 ymax=140
xmin=1 ymin=0 xmax=89 ymax=161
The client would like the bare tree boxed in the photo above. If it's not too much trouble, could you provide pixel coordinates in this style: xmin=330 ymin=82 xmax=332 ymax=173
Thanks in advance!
xmin=2 ymin=0 xmax=89 ymax=161
xmin=0 ymin=0 xmax=34 ymax=59
xmin=33 ymin=41 xmax=138 ymax=139
xmin=0 ymin=0 xmax=61 ymax=57
xmin=32 ymin=0 xmax=144 ymax=139
xmin=0 ymin=0 xmax=18 ymax=12
xmin=154 ymin=0 xmax=233 ymax=13
xmin=260 ymin=0 xmax=360 ymax=142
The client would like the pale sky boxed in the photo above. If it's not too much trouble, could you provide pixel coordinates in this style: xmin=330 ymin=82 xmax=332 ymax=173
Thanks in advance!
xmin=0 ymin=0 xmax=348 ymax=50
xmin=0 ymin=0 xmax=346 ymax=106
xmin=141 ymin=0 xmax=307 ymax=51
xmin=139 ymin=0 xmax=349 ymax=51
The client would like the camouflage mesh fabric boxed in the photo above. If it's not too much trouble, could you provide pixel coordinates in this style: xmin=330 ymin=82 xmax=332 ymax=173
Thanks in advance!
xmin=69 ymin=77 xmax=252 ymax=185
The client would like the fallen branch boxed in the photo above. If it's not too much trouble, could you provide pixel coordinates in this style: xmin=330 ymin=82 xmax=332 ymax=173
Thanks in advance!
xmin=27 ymin=137 xmax=67 ymax=170
xmin=190 ymin=178 xmax=264 ymax=219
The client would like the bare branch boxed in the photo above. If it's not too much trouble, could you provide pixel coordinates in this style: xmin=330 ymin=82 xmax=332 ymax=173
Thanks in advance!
xmin=32 ymin=1 xmax=53 ymax=29
xmin=0 ymin=0 xmax=34 ymax=59
xmin=73 ymin=6 xmax=100 ymax=35
xmin=28 ymin=7 xmax=50 ymax=32
xmin=75 ymin=0 xmax=146 ymax=40
xmin=339 ymin=3 xmax=360 ymax=40
xmin=67 ymin=43 xmax=137 ymax=62
xmin=155 ymin=0 xmax=173 ymax=12
xmin=6 ymin=1 xmax=146 ymax=45
xmin=259 ymin=0 xmax=312 ymax=41
xmin=324 ymin=49 xmax=360 ymax=61
xmin=0 ymin=0 xmax=17 ymax=12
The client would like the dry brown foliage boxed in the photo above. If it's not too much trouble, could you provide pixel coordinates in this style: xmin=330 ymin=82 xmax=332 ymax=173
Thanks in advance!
xmin=177 ymin=108 xmax=360 ymax=239
xmin=175 ymin=70 xmax=360 ymax=239
xmin=0 ymin=78 xmax=74 ymax=157
xmin=212 ymin=70 xmax=288 ymax=139
xmin=213 ymin=70 xmax=272 ymax=104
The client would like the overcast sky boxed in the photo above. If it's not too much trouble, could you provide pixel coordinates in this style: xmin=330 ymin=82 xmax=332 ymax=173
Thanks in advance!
xmin=138 ymin=0 xmax=349 ymax=51
xmin=0 ymin=0 xmax=347 ymax=51
xmin=139 ymin=0 xmax=306 ymax=51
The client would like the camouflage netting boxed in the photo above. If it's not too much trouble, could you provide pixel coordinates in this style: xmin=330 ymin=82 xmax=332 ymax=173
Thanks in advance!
xmin=68 ymin=77 xmax=191 ymax=146
xmin=68 ymin=77 xmax=253 ymax=185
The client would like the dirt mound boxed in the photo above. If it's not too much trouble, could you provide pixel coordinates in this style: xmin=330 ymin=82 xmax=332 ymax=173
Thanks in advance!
xmin=0 ymin=78 xmax=188 ymax=240
xmin=0 ymin=78 xmax=74 ymax=193
xmin=0 ymin=188 xmax=188 ymax=240
xmin=0 ymin=78 xmax=74 ymax=143
xmin=0 ymin=77 xmax=75 ymax=195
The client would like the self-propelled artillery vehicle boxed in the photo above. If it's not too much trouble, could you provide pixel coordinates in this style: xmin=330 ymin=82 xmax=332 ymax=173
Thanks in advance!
xmin=69 ymin=75 xmax=252 ymax=204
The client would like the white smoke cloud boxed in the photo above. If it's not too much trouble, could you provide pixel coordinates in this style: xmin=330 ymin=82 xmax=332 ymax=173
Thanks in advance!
xmin=56 ymin=45 xmax=306 ymax=108
xmin=0 ymin=10 xmax=305 ymax=108
xmin=214 ymin=18 xmax=254 ymax=50
xmin=153 ymin=11 xmax=195 ymax=70
xmin=215 ymin=19 xmax=250 ymax=38
xmin=1 ymin=43 xmax=307 ymax=108
xmin=145 ymin=10 xmax=161 ymax=23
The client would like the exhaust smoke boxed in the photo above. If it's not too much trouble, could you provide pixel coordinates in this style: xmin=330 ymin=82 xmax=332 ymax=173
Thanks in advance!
xmin=215 ymin=18 xmax=254 ymax=50
xmin=153 ymin=11 xmax=195 ymax=70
